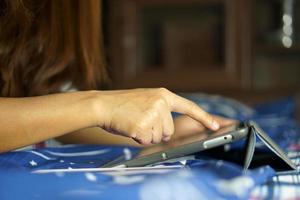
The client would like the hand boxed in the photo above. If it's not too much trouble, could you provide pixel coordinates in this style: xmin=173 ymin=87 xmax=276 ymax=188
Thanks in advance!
xmin=94 ymin=88 xmax=220 ymax=145
xmin=172 ymin=114 xmax=237 ymax=141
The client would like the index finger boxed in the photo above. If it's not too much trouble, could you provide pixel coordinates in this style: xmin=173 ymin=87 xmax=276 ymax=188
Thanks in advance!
xmin=166 ymin=93 xmax=220 ymax=131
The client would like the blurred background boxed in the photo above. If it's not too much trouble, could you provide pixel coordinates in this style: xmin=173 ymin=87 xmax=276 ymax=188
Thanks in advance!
xmin=102 ymin=0 xmax=300 ymax=107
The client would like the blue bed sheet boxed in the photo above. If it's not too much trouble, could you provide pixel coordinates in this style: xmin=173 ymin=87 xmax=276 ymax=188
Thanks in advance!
xmin=0 ymin=94 xmax=299 ymax=200
xmin=0 ymin=145 xmax=276 ymax=200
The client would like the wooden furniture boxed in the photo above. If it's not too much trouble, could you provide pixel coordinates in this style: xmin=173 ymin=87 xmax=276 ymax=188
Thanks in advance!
xmin=104 ymin=0 xmax=300 ymax=96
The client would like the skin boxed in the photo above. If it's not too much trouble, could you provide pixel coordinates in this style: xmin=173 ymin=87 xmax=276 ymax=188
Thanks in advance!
xmin=0 ymin=88 xmax=232 ymax=153
xmin=57 ymin=114 xmax=235 ymax=147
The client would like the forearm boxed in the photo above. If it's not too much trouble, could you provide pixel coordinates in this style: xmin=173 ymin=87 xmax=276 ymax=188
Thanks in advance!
xmin=0 ymin=87 xmax=223 ymax=152
xmin=0 ymin=91 xmax=99 ymax=152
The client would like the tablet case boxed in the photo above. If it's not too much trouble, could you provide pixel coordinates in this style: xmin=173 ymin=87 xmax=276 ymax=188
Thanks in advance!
xmin=198 ymin=121 xmax=297 ymax=171
xmin=102 ymin=121 xmax=297 ymax=171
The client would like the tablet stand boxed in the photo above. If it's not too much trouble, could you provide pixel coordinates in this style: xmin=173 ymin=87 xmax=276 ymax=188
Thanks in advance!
xmin=244 ymin=121 xmax=296 ymax=171
xmin=198 ymin=121 xmax=297 ymax=171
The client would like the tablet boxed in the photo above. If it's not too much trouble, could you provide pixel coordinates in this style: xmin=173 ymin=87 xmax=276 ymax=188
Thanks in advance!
xmin=102 ymin=122 xmax=249 ymax=168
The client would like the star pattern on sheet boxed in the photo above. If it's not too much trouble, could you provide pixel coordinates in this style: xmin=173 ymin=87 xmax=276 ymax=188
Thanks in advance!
xmin=29 ymin=160 xmax=38 ymax=166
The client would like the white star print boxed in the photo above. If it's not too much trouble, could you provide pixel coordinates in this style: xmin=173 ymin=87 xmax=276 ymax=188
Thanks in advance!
xmin=85 ymin=173 xmax=97 ymax=182
xmin=29 ymin=160 xmax=38 ymax=166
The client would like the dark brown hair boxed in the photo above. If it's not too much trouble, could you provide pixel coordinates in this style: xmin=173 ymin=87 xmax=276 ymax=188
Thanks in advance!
xmin=0 ymin=0 xmax=109 ymax=97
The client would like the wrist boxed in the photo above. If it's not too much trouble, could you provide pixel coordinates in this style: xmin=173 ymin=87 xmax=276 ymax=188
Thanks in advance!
xmin=86 ymin=90 xmax=110 ymax=128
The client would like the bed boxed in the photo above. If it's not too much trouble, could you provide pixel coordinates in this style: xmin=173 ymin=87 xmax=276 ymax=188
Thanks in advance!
xmin=0 ymin=93 xmax=299 ymax=200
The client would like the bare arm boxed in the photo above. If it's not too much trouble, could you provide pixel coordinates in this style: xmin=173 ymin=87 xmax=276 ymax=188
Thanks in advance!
xmin=0 ymin=88 xmax=220 ymax=153
xmin=0 ymin=91 xmax=98 ymax=152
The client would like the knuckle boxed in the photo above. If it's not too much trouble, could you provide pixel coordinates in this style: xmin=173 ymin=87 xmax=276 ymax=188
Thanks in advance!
xmin=189 ymin=102 xmax=205 ymax=116
xmin=150 ymin=88 xmax=171 ymax=109
xmin=129 ymin=123 xmax=143 ymax=136
xmin=139 ymin=137 xmax=152 ymax=145
xmin=153 ymin=98 xmax=167 ymax=109
xmin=146 ymin=108 xmax=160 ymax=121
xmin=137 ymin=119 xmax=149 ymax=129
xmin=157 ymin=87 xmax=169 ymax=95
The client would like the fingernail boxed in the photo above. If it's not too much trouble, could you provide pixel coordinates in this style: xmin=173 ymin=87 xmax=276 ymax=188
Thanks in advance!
xmin=212 ymin=121 xmax=220 ymax=130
